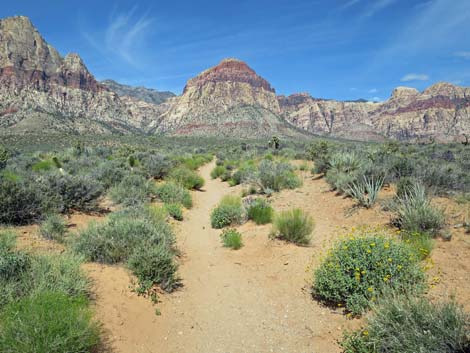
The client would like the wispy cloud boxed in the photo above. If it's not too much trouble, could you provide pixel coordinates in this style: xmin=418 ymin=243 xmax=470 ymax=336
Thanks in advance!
xmin=362 ymin=0 xmax=397 ymax=18
xmin=340 ymin=0 xmax=361 ymax=10
xmin=82 ymin=7 xmax=154 ymax=68
xmin=454 ymin=51 xmax=470 ymax=59
xmin=401 ymin=73 xmax=430 ymax=82
xmin=368 ymin=88 xmax=378 ymax=93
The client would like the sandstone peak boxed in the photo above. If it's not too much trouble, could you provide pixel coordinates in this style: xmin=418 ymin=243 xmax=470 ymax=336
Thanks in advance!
xmin=423 ymin=82 xmax=464 ymax=97
xmin=391 ymin=86 xmax=420 ymax=99
xmin=184 ymin=58 xmax=275 ymax=93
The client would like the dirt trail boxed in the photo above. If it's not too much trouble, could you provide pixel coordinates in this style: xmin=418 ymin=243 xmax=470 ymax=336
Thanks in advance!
xmin=87 ymin=161 xmax=381 ymax=353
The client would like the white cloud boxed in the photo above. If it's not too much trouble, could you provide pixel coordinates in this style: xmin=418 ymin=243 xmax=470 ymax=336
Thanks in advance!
xmin=401 ymin=73 xmax=430 ymax=82
xmin=340 ymin=0 xmax=362 ymax=10
xmin=454 ymin=51 xmax=470 ymax=59
xmin=362 ymin=0 xmax=397 ymax=18
xmin=368 ymin=88 xmax=378 ymax=93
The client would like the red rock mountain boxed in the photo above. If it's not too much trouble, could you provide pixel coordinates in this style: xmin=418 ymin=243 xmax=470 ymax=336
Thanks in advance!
xmin=0 ymin=15 xmax=468 ymax=142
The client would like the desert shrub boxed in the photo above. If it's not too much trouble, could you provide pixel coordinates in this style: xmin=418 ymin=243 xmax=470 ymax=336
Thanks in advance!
xmin=307 ymin=141 xmax=333 ymax=174
xmin=211 ymin=165 xmax=226 ymax=179
xmin=396 ymin=176 xmax=418 ymax=198
xmin=220 ymin=229 xmax=243 ymax=250
xmin=341 ymin=296 xmax=470 ymax=353
xmin=393 ymin=183 xmax=445 ymax=236
xmin=91 ymin=160 xmax=128 ymax=189
xmin=0 ymin=144 xmax=9 ymax=169
xmin=347 ymin=176 xmax=384 ymax=208
xmin=247 ymin=198 xmax=274 ymax=225
xmin=73 ymin=216 xmax=171 ymax=264
xmin=156 ymin=182 xmax=193 ymax=208
xmin=139 ymin=153 xmax=173 ymax=179
xmin=31 ymin=159 xmax=55 ymax=172
xmin=400 ymin=231 xmax=435 ymax=260
xmin=0 ymin=178 xmax=45 ymax=225
xmin=127 ymin=244 xmax=179 ymax=292
xmin=313 ymin=233 xmax=426 ymax=315
xmin=0 ymin=291 xmax=100 ymax=353
xmin=271 ymin=208 xmax=313 ymax=245
xmin=39 ymin=214 xmax=67 ymax=242
xmin=38 ymin=174 xmax=103 ymax=213
xmin=169 ymin=166 xmax=205 ymax=190
xmin=0 ymin=232 xmax=31 ymax=282
xmin=211 ymin=195 xmax=245 ymax=229
xmin=325 ymin=152 xmax=364 ymax=193
xmin=109 ymin=174 xmax=153 ymax=206
xmin=258 ymin=160 xmax=301 ymax=192
xmin=165 ymin=203 xmax=183 ymax=221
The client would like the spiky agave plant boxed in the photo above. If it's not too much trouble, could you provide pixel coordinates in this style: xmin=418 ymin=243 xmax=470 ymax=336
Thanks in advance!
xmin=347 ymin=176 xmax=384 ymax=208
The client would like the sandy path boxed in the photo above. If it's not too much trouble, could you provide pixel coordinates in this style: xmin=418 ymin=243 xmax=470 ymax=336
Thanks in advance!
xmin=85 ymin=162 xmax=385 ymax=353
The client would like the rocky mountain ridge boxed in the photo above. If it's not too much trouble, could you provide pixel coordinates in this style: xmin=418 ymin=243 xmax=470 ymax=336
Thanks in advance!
xmin=0 ymin=15 xmax=468 ymax=142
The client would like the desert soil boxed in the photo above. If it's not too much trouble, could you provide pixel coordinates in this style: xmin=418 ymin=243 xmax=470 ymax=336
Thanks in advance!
xmin=8 ymin=161 xmax=470 ymax=353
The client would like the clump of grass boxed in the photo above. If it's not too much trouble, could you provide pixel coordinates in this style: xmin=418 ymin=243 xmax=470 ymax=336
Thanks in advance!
xmin=341 ymin=295 xmax=470 ymax=353
xmin=247 ymin=198 xmax=274 ymax=225
xmin=400 ymin=231 xmax=435 ymax=260
xmin=165 ymin=203 xmax=183 ymax=221
xmin=210 ymin=195 xmax=245 ymax=229
xmin=169 ymin=166 xmax=205 ymax=190
xmin=0 ymin=291 xmax=100 ymax=353
xmin=271 ymin=208 xmax=313 ymax=245
xmin=393 ymin=183 xmax=445 ymax=236
xmin=313 ymin=232 xmax=426 ymax=315
xmin=211 ymin=165 xmax=226 ymax=179
xmin=220 ymin=229 xmax=243 ymax=250
xmin=156 ymin=182 xmax=192 ymax=209
xmin=347 ymin=176 xmax=384 ymax=208
xmin=39 ymin=214 xmax=67 ymax=242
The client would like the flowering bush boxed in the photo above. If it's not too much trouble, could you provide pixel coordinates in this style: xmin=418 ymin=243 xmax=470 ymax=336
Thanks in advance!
xmin=313 ymin=229 xmax=426 ymax=315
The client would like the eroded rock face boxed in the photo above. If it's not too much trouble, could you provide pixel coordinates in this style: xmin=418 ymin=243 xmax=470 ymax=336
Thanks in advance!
xmin=279 ymin=84 xmax=470 ymax=142
xmin=154 ymin=58 xmax=302 ymax=138
xmin=101 ymin=80 xmax=175 ymax=105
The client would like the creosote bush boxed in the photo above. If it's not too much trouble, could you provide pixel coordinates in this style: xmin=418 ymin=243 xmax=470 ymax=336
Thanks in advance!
xmin=271 ymin=208 xmax=313 ymax=245
xmin=341 ymin=295 xmax=470 ymax=353
xmin=211 ymin=195 xmax=245 ymax=229
xmin=220 ymin=229 xmax=243 ymax=250
xmin=313 ymin=231 xmax=426 ymax=315
xmin=247 ymin=198 xmax=274 ymax=225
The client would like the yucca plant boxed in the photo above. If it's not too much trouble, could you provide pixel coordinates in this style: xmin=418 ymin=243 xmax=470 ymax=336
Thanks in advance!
xmin=347 ymin=176 xmax=384 ymax=208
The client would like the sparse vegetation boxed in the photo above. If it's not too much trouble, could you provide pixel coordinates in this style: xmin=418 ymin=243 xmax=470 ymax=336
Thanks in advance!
xmin=169 ymin=166 xmax=205 ymax=190
xmin=220 ymin=228 xmax=243 ymax=250
xmin=246 ymin=198 xmax=274 ymax=224
xmin=211 ymin=195 xmax=245 ymax=229
xmin=271 ymin=208 xmax=313 ymax=245
xmin=156 ymin=182 xmax=193 ymax=209
xmin=39 ymin=214 xmax=68 ymax=242
xmin=165 ymin=203 xmax=183 ymax=221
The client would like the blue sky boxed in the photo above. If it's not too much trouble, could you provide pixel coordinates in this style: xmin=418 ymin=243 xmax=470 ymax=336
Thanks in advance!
xmin=2 ymin=0 xmax=470 ymax=100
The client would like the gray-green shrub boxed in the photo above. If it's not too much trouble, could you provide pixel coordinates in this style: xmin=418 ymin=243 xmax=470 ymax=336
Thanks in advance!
xmin=156 ymin=182 xmax=193 ymax=209
xmin=39 ymin=214 xmax=67 ymax=242
xmin=211 ymin=195 xmax=245 ymax=229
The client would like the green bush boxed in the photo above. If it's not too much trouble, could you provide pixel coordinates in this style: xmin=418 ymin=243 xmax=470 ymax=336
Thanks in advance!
xmin=156 ymin=182 xmax=192 ymax=209
xmin=247 ymin=198 xmax=274 ymax=225
xmin=169 ymin=166 xmax=205 ymax=190
xmin=258 ymin=160 xmax=301 ymax=192
xmin=165 ymin=203 xmax=183 ymax=221
xmin=0 ymin=291 xmax=100 ymax=353
xmin=341 ymin=296 xmax=470 ymax=353
xmin=271 ymin=208 xmax=313 ymax=245
xmin=39 ymin=214 xmax=67 ymax=242
xmin=139 ymin=153 xmax=173 ymax=179
xmin=211 ymin=195 xmax=245 ymax=229
xmin=393 ymin=183 xmax=445 ymax=236
xmin=211 ymin=165 xmax=226 ymax=179
xmin=38 ymin=174 xmax=103 ymax=213
xmin=220 ymin=229 xmax=243 ymax=250
xmin=109 ymin=174 xmax=153 ymax=207
xmin=313 ymin=233 xmax=426 ymax=315
xmin=127 ymin=244 xmax=179 ymax=292
xmin=0 ymin=178 xmax=45 ymax=225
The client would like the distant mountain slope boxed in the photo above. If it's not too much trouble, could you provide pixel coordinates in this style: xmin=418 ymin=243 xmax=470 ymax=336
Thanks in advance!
xmin=101 ymin=80 xmax=175 ymax=105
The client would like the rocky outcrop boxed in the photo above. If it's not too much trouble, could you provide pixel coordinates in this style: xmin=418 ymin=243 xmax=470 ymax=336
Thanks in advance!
xmin=101 ymin=79 xmax=175 ymax=105
xmin=152 ymin=58 xmax=304 ymax=138
xmin=279 ymin=84 xmax=470 ymax=142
